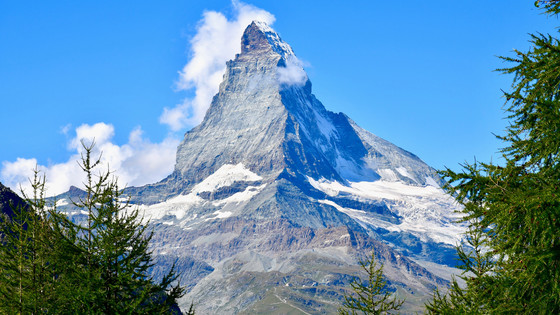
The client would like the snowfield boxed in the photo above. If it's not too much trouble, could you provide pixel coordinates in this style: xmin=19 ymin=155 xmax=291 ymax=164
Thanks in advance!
xmin=308 ymin=176 xmax=465 ymax=245
xmin=139 ymin=163 xmax=265 ymax=224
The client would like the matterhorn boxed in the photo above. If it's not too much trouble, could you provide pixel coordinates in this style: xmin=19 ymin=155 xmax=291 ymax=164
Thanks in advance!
xmin=58 ymin=21 xmax=463 ymax=314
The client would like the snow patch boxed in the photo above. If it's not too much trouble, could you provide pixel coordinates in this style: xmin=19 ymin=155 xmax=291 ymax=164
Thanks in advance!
xmin=214 ymin=210 xmax=233 ymax=219
xmin=140 ymin=193 xmax=203 ymax=221
xmin=377 ymin=169 xmax=398 ymax=181
xmin=308 ymin=178 xmax=347 ymax=197
xmin=140 ymin=166 xmax=265 ymax=224
xmin=396 ymin=167 xmax=411 ymax=179
xmin=425 ymin=176 xmax=440 ymax=188
xmin=309 ymin=177 xmax=464 ymax=245
xmin=319 ymin=199 xmax=397 ymax=232
xmin=213 ymin=184 xmax=267 ymax=206
xmin=192 ymin=163 xmax=262 ymax=194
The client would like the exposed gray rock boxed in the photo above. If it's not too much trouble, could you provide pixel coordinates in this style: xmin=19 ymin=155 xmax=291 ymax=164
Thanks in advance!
xmin=56 ymin=21 xmax=464 ymax=314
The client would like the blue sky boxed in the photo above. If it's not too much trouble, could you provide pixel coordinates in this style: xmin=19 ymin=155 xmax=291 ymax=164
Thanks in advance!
xmin=1 ymin=1 xmax=558 ymax=195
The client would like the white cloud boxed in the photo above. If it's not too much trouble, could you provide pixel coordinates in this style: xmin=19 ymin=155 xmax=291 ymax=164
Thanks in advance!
xmin=277 ymin=56 xmax=308 ymax=86
xmin=159 ymin=0 xmax=276 ymax=131
xmin=0 ymin=1 xmax=280 ymax=197
xmin=60 ymin=123 xmax=72 ymax=135
xmin=69 ymin=122 xmax=115 ymax=151
xmin=160 ymin=104 xmax=190 ymax=132
xmin=1 ymin=123 xmax=179 ymax=197
xmin=1 ymin=158 xmax=38 ymax=194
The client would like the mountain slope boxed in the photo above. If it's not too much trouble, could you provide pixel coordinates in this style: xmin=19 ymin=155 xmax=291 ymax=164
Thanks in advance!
xmin=0 ymin=182 xmax=27 ymax=221
xmin=57 ymin=21 xmax=463 ymax=314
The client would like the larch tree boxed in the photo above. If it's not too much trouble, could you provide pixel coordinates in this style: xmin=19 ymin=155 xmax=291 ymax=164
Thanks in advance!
xmin=0 ymin=170 xmax=64 ymax=313
xmin=51 ymin=142 xmax=185 ymax=313
xmin=339 ymin=250 xmax=404 ymax=315
xmin=0 ymin=142 xmax=186 ymax=314
xmin=426 ymin=1 xmax=560 ymax=313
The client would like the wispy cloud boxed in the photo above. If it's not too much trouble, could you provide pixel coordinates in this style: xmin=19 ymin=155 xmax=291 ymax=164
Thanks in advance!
xmin=278 ymin=56 xmax=308 ymax=86
xmin=1 ymin=123 xmax=179 ymax=197
xmin=159 ymin=1 xmax=276 ymax=131
xmin=0 ymin=1 xmax=279 ymax=197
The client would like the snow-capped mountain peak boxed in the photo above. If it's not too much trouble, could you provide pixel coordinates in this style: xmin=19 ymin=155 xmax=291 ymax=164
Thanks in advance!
xmin=242 ymin=21 xmax=295 ymax=59
xmin=58 ymin=22 xmax=464 ymax=313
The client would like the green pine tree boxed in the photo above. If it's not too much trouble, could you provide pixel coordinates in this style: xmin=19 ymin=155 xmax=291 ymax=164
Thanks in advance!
xmin=425 ymin=225 xmax=495 ymax=313
xmin=339 ymin=250 xmax=404 ymax=315
xmin=0 ymin=201 xmax=36 ymax=314
xmin=426 ymin=1 xmax=560 ymax=313
xmin=0 ymin=142 xmax=187 ymax=313
xmin=0 ymin=170 xmax=65 ymax=313
xmin=53 ymin=141 xmax=185 ymax=313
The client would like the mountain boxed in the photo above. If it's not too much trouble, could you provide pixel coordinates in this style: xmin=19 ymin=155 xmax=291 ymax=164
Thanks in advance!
xmin=0 ymin=182 xmax=27 ymax=221
xmin=57 ymin=21 xmax=464 ymax=314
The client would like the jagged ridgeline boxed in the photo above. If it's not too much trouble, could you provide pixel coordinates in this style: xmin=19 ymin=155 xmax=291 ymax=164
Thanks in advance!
xmin=57 ymin=22 xmax=464 ymax=314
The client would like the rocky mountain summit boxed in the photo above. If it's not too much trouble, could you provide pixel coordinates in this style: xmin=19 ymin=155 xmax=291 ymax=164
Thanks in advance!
xmin=58 ymin=22 xmax=464 ymax=314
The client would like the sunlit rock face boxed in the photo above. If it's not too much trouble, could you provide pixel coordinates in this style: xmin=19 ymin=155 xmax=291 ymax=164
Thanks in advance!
xmin=57 ymin=22 xmax=464 ymax=314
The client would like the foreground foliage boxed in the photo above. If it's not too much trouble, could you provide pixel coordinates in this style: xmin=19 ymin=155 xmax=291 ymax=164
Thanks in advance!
xmin=0 ymin=143 xmax=185 ymax=314
xmin=426 ymin=2 xmax=560 ymax=314
xmin=339 ymin=250 xmax=404 ymax=314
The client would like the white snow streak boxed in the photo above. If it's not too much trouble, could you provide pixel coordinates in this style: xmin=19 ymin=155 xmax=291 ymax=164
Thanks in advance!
xmin=192 ymin=163 xmax=262 ymax=194
xmin=212 ymin=184 xmax=267 ymax=206
xmin=309 ymin=177 xmax=464 ymax=245
xmin=140 ymin=164 xmax=264 ymax=224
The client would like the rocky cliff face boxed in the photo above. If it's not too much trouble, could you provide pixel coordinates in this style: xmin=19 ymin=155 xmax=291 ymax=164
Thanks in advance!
xmin=57 ymin=22 xmax=464 ymax=314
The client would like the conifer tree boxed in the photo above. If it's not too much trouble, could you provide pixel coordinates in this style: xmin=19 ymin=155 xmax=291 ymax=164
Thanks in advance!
xmin=339 ymin=250 xmax=404 ymax=315
xmin=52 ymin=141 xmax=185 ymax=313
xmin=0 ymin=170 xmax=66 ymax=313
xmin=0 ymin=201 xmax=36 ymax=313
xmin=0 ymin=142 xmax=186 ymax=313
xmin=426 ymin=1 xmax=560 ymax=313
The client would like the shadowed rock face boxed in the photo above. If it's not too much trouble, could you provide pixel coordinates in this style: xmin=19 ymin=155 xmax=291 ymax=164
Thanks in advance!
xmin=57 ymin=22 xmax=463 ymax=314
xmin=0 ymin=182 xmax=26 ymax=221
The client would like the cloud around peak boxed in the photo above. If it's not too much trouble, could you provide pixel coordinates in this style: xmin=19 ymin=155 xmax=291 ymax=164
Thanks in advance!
xmin=278 ymin=56 xmax=308 ymax=86
xmin=159 ymin=1 xmax=276 ymax=131
xmin=0 ymin=1 xmax=284 ymax=197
